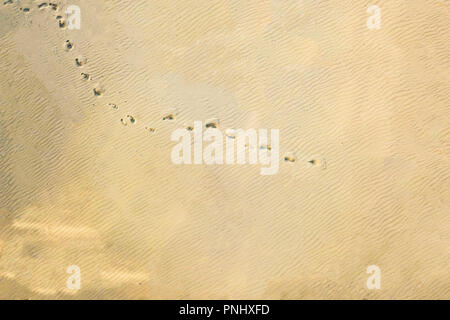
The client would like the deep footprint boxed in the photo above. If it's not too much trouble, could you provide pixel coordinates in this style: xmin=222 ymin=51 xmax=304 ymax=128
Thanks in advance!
xmin=65 ymin=40 xmax=74 ymax=51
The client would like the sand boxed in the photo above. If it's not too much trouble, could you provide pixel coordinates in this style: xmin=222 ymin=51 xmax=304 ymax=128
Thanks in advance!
xmin=0 ymin=0 xmax=449 ymax=299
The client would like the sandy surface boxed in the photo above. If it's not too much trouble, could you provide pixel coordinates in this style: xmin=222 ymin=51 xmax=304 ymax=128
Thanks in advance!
xmin=0 ymin=0 xmax=449 ymax=299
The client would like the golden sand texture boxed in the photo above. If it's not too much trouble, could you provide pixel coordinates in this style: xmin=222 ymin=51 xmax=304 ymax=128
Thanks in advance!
xmin=0 ymin=0 xmax=449 ymax=299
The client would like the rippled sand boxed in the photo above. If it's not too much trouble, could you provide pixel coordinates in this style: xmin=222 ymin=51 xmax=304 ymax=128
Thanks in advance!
xmin=0 ymin=0 xmax=449 ymax=299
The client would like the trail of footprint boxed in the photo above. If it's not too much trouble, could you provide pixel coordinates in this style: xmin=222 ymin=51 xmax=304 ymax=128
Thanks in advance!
xmin=6 ymin=4 xmax=244 ymax=142
xmin=37 ymin=2 xmax=57 ymax=11
xmin=308 ymin=156 xmax=327 ymax=170
xmin=162 ymin=114 xmax=174 ymax=121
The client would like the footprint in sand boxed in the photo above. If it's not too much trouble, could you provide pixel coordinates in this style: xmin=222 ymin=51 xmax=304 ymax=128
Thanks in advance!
xmin=127 ymin=115 xmax=136 ymax=124
xmin=162 ymin=114 xmax=174 ymax=121
xmin=57 ymin=17 xmax=66 ymax=28
xmin=49 ymin=3 xmax=58 ymax=11
xmin=75 ymin=57 xmax=87 ymax=67
xmin=38 ymin=2 xmax=57 ymax=11
xmin=81 ymin=73 xmax=91 ymax=81
xmin=93 ymin=87 xmax=105 ymax=96
xmin=205 ymin=118 xmax=219 ymax=129
xmin=308 ymin=156 xmax=327 ymax=170
xmin=65 ymin=40 xmax=74 ymax=51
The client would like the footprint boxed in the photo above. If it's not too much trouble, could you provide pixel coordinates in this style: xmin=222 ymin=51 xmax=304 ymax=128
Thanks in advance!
xmin=127 ymin=115 xmax=136 ymax=124
xmin=75 ymin=57 xmax=87 ymax=67
xmin=65 ymin=40 xmax=74 ymax=51
xmin=58 ymin=18 xmax=66 ymax=28
xmin=38 ymin=2 xmax=57 ymax=11
xmin=162 ymin=114 xmax=174 ymax=121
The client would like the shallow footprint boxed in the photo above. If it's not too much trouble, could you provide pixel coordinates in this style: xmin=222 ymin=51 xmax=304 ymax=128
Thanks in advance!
xmin=65 ymin=40 xmax=74 ymax=51
xmin=120 ymin=115 xmax=136 ymax=126
xmin=308 ymin=156 xmax=327 ymax=170
xmin=205 ymin=118 xmax=219 ymax=129
xmin=127 ymin=115 xmax=136 ymax=124
xmin=81 ymin=73 xmax=91 ymax=80
xmin=93 ymin=88 xmax=105 ymax=96
xmin=162 ymin=114 xmax=174 ymax=121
